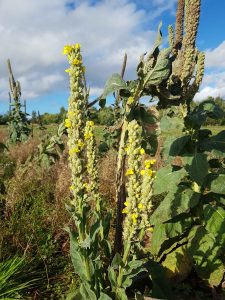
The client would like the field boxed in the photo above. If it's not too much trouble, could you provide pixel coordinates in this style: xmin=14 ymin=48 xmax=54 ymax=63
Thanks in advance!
xmin=1 ymin=0 xmax=225 ymax=299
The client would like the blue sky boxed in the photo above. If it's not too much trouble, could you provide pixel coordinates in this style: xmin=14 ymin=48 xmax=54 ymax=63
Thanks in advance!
xmin=0 ymin=0 xmax=224 ymax=115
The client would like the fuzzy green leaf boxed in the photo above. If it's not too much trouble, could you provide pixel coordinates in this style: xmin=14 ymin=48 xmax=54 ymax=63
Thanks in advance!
xmin=207 ymin=174 xmax=225 ymax=194
xmin=102 ymin=74 xmax=128 ymax=98
xmin=160 ymin=115 xmax=184 ymax=133
xmin=69 ymin=231 xmax=87 ymax=281
xmin=204 ymin=204 xmax=225 ymax=246
xmin=151 ymin=217 xmax=193 ymax=255
xmin=99 ymin=292 xmax=112 ymax=300
xmin=153 ymin=166 xmax=187 ymax=195
xmin=187 ymin=226 xmax=224 ymax=287
xmin=145 ymin=48 xmax=171 ymax=85
xmin=80 ymin=283 xmax=97 ymax=300
xmin=182 ymin=153 xmax=209 ymax=185
xmin=150 ymin=187 xmax=200 ymax=225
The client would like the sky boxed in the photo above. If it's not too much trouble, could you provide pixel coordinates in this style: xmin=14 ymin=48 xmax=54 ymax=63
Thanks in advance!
xmin=0 ymin=0 xmax=225 ymax=114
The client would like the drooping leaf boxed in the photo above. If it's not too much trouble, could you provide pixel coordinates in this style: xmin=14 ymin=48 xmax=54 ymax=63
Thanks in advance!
xmin=153 ymin=166 xmax=187 ymax=195
xmin=187 ymin=226 xmax=224 ymax=287
xmin=162 ymin=246 xmax=192 ymax=282
xmin=150 ymin=187 xmax=200 ymax=225
xmin=182 ymin=153 xmax=209 ymax=185
xmin=145 ymin=48 xmax=171 ymax=85
xmin=102 ymin=74 xmax=128 ymax=98
xmin=204 ymin=204 xmax=225 ymax=246
xmin=151 ymin=217 xmax=193 ymax=255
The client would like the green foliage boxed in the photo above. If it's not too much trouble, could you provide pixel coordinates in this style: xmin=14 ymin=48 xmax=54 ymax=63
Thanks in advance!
xmin=0 ymin=256 xmax=37 ymax=298
xmin=7 ymin=59 xmax=31 ymax=144
xmin=150 ymin=101 xmax=225 ymax=287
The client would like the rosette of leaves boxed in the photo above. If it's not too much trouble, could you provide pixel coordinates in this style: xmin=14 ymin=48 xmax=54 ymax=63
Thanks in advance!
xmin=150 ymin=100 xmax=225 ymax=287
xmin=37 ymin=122 xmax=66 ymax=166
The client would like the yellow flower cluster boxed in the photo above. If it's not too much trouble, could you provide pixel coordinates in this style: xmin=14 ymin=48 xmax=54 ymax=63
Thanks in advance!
xmin=139 ymin=158 xmax=156 ymax=231
xmin=64 ymin=43 xmax=87 ymax=207
xmin=123 ymin=120 xmax=143 ymax=241
xmin=123 ymin=120 xmax=156 ymax=241
xmin=84 ymin=120 xmax=99 ymax=205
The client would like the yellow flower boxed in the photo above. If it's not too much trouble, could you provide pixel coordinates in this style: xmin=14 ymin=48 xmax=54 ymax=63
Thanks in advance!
xmin=65 ymin=68 xmax=71 ymax=73
xmin=74 ymin=43 xmax=80 ymax=50
xmin=63 ymin=45 xmax=72 ymax=55
xmin=131 ymin=213 xmax=138 ymax=224
xmin=89 ymin=121 xmax=94 ymax=126
xmin=147 ymin=227 xmax=154 ymax=233
xmin=124 ymin=201 xmax=129 ymax=207
xmin=69 ymin=147 xmax=80 ymax=155
xmin=69 ymin=185 xmax=75 ymax=191
xmin=138 ymin=203 xmax=143 ymax=209
xmin=73 ymin=58 xmax=82 ymax=65
xmin=140 ymin=148 xmax=145 ymax=155
xmin=65 ymin=118 xmax=72 ymax=128
xmin=84 ymin=132 xmax=94 ymax=140
xmin=127 ymin=96 xmax=134 ymax=105
xmin=140 ymin=170 xmax=145 ymax=176
xmin=77 ymin=140 xmax=84 ymax=148
xmin=68 ymin=111 xmax=74 ymax=117
xmin=125 ymin=169 xmax=134 ymax=176
xmin=122 ymin=208 xmax=128 ymax=214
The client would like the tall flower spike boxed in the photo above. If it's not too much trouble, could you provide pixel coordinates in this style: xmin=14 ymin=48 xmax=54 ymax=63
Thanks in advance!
xmin=139 ymin=159 xmax=156 ymax=232
xmin=123 ymin=120 xmax=142 ymax=242
xmin=64 ymin=43 xmax=87 ymax=207
xmin=175 ymin=0 xmax=185 ymax=48
xmin=84 ymin=120 xmax=100 ymax=208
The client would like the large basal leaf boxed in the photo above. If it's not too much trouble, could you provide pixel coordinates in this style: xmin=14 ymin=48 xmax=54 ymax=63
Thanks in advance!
xmin=187 ymin=226 xmax=224 ymax=287
xmin=204 ymin=204 xmax=225 ymax=246
xmin=150 ymin=187 xmax=200 ymax=225
xmin=182 ymin=153 xmax=209 ymax=185
xmin=153 ymin=166 xmax=187 ymax=195
xmin=151 ymin=217 xmax=193 ymax=255
xmin=161 ymin=246 xmax=192 ymax=282
xmin=102 ymin=73 xmax=128 ymax=98
xmin=206 ymin=174 xmax=225 ymax=194
xmin=201 ymin=130 xmax=225 ymax=154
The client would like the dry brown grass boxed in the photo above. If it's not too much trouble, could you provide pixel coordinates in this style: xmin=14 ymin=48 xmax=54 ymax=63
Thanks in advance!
xmin=98 ymin=150 xmax=117 ymax=205
xmin=7 ymin=137 xmax=40 ymax=164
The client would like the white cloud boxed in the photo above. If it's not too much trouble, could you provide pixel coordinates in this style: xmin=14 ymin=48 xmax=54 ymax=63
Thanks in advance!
xmin=205 ymin=41 xmax=225 ymax=68
xmin=0 ymin=0 xmax=159 ymax=102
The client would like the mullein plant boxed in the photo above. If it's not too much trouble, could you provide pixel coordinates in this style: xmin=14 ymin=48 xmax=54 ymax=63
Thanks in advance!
xmin=64 ymin=44 xmax=157 ymax=299
xmin=7 ymin=59 xmax=30 ymax=143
